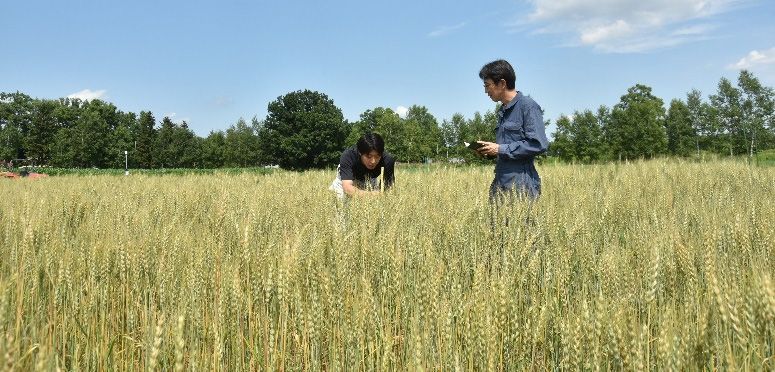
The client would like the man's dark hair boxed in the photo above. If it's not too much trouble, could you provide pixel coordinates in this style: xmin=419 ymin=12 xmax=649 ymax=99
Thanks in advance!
xmin=356 ymin=132 xmax=385 ymax=155
xmin=479 ymin=59 xmax=516 ymax=90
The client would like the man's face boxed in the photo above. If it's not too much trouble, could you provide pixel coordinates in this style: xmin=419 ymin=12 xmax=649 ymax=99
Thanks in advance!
xmin=483 ymin=78 xmax=505 ymax=102
xmin=360 ymin=150 xmax=382 ymax=170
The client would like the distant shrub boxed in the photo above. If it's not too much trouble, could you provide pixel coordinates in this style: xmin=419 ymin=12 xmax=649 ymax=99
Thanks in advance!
xmin=756 ymin=149 xmax=775 ymax=166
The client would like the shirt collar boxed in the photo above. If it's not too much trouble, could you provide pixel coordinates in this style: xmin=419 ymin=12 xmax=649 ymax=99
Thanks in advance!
xmin=497 ymin=91 xmax=521 ymax=120
xmin=500 ymin=91 xmax=521 ymax=113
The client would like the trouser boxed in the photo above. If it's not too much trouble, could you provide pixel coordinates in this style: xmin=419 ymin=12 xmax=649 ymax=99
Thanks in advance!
xmin=488 ymin=168 xmax=542 ymax=271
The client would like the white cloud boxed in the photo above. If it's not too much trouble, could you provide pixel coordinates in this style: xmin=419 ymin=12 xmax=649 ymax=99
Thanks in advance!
xmin=521 ymin=0 xmax=740 ymax=53
xmin=579 ymin=19 xmax=632 ymax=45
xmin=428 ymin=22 xmax=467 ymax=38
xmin=671 ymin=24 xmax=716 ymax=36
xmin=67 ymin=89 xmax=107 ymax=101
xmin=162 ymin=112 xmax=192 ymax=125
xmin=395 ymin=106 xmax=409 ymax=118
xmin=213 ymin=96 xmax=234 ymax=107
xmin=730 ymin=47 xmax=775 ymax=69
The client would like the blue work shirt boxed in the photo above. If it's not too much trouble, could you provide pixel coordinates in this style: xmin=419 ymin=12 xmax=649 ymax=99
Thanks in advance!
xmin=491 ymin=91 xmax=549 ymax=199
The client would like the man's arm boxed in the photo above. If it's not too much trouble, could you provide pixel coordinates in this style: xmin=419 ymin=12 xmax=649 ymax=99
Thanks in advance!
xmin=383 ymin=157 xmax=395 ymax=190
xmin=477 ymin=104 xmax=548 ymax=159
xmin=499 ymin=104 xmax=548 ymax=159
xmin=342 ymin=180 xmax=380 ymax=196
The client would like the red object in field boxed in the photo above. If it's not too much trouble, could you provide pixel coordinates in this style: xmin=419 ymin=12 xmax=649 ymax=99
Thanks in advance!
xmin=0 ymin=171 xmax=48 ymax=179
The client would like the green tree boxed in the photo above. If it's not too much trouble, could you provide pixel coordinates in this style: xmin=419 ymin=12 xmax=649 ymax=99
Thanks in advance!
xmin=403 ymin=105 xmax=441 ymax=162
xmin=224 ymin=118 xmax=260 ymax=167
xmin=72 ymin=100 xmax=112 ymax=167
xmin=458 ymin=110 xmax=497 ymax=164
xmin=550 ymin=110 xmax=604 ymax=162
xmin=550 ymin=114 xmax=574 ymax=161
xmin=607 ymin=84 xmax=667 ymax=160
xmin=259 ymin=90 xmax=347 ymax=170
xmin=0 ymin=92 xmax=33 ymax=161
xmin=178 ymin=121 xmax=203 ymax=167
xmin=201 ymin=131 xmax=226 ymax=168
xmin=26 ymin=99 xmax=58 ymax=164
xmin=106 ymin=112 xmax=136 ymax=168
xmin=595 ymin=105 xmax=612 ymax=160
xmin=664 ymin=99 xmax=696 ymax=157
xmin=50 ymin=128 xmax=76 ymax=167
xmin=572 ymin=110 xmax=604 ymax=162
xmin=440 ymin=113 xmax=466 ymax=159
xmin=51 ymin=99 xmax=115 ymax=168
xmin=710 ymin=77 xmax=742 ymax=156
xmin=347 ymin=107 xmax=404 ymax=157
xmin=133 ymin=111 xmax=157 ymax=168
xmin=686 ymin=89 xmax=718 ymax=156
xmin=155 ymin=117 xmax=192 ymax=168
xmin=154 ymin=117 xmax=175 ymax=167
xmin=737 ymin=70 xmax=774 ymax=156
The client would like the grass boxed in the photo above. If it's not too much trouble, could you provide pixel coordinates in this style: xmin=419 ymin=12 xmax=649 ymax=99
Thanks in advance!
xmin=26 ymin=166 xmax=278 ymax=177
xmin=0 ymin=159 xmax=773 ymax=370
xmin=756 ymin=149 xmax=775 ymax=167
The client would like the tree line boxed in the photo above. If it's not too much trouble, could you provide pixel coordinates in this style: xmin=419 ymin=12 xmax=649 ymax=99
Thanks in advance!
xmin=2 ymin=70 xmax=773 ymax=170
xmin=551 ymin=70 xmax=775 ymax=162
xmin=0 ymin=90 xmax=495 ymax=170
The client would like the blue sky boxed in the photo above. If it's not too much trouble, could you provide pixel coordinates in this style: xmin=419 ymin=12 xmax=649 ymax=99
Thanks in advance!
xmin=2 ymin=0 xmax=774 ymax=137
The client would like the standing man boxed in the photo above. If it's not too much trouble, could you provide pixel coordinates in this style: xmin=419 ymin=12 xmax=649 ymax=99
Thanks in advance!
xmin=474 ymin=59 xmax=548 ymax=202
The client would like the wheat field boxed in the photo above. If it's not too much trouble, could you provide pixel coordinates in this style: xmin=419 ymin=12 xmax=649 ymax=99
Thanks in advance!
xmin=0 ymin=160 xmax=773 ymax=371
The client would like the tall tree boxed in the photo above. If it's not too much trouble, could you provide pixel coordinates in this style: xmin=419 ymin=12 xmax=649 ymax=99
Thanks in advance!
xmin=737 ymin=70 xmax=774 ymax=156
xmin=664 ymin=99 xmax=696 ymax=157
xmin=175 ymin=121 xmax=202 ymax=167
xmin=440 ymin=113 xmax=466 ymax=158
xmin=224 ymin=118 xmax=260 ymax=167
xmin=133 ymin=111 xmax=157 ymax=168
xmin=607 ymin=84 xmax=667 ymax=160
xmin=201 ymin=130 xmax=226 ymax=168
xmin=250 ymin=116 xmax=267 ymax=165
xmin=595 ymin=105 xmax=612 ymax=160
xmin=50 ymin=128 xmax=76 ymax=167
xmin=710 ymin=77 xmax=742 ymax=156
xmin=347 ymin=107 xmax=405 ymax=158
xmin=550 ymin=114 xmax=574 ymax=161
xmin=458 ymin=110 xmax=497 ymax=164
xmin=26 ymin=99 xmax=58 ymax=164
xmin=572 ymin=110 xmax=605 ymax=162
xmin=403 ymin=105 xmax=441 ymax=162
xmin=106 ymin=111 xmax=136 ymax=168
xmin=260 ymin=90 xmax=348 ymax=169
xmin=686 ymin=89 xmax=716 ymax=156
xmin=49 ymin=96 xmax=85 ymax=167
xmin=77 ymin=100 xmax=113 ymax=167
xmin=0 ymin=92 xmax=33 ymax=161
xmin=155 ymin=117 xmax=181 ymax=168
xmin=549 ymin=110 xmax=604 ymax=162
xmin=54 ymin=98 xmax=82 ymax=126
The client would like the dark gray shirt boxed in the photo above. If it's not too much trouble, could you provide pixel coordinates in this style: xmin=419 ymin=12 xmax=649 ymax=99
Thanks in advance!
xmin=338 ymin=146 xmax=395 ymax=190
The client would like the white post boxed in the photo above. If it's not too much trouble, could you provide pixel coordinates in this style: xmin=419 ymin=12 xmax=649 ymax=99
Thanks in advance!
xmin=124 ymin=150 xmax=129 ymax=175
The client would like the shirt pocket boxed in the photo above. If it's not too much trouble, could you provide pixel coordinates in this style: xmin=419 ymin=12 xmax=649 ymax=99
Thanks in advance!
xmin=499 ymin=119 xmax=525 ymax=142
